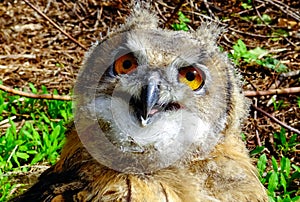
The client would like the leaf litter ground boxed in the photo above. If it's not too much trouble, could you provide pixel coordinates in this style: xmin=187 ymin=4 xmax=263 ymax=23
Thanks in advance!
xmin=0 ymin=0 xmax=299 ymax=197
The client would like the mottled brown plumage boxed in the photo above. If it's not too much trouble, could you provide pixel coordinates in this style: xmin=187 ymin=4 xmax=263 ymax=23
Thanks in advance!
xmin=12 ymin=2 xmax=268 ymax=202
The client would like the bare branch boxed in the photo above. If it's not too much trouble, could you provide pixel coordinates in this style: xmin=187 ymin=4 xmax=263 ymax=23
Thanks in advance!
xmin=0 ymin=84 xmax=71 ymax=101
xmin=263 ymin=0 xmax=300 ymax=22
xmin=244 ymin=87 xmax=300 ymax=97
xmin=252 ymin=104 xmax=300 ymax=135
xmin=1 ymin=81 xmax=299 ymax=101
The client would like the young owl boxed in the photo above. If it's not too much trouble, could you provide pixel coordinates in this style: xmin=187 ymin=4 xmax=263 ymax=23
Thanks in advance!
xmin=12 ymin=3 xmax=268 ymax=202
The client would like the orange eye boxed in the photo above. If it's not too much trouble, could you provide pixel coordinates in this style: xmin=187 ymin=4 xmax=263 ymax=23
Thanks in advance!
xmin=114 ymin=53 xmax=138 ymax=75
xmin=178 ymin=66 xmax=204 ymax=91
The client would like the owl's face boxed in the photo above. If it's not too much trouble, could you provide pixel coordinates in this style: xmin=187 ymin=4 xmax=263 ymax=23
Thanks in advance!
xmin=74 ymin=11 xmax=234 ymax=172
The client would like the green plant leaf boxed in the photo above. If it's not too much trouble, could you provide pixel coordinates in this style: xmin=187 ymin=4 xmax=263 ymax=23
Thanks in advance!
xmin=272 ymin=29 xmax=289 ymax=37
xmin=261 ymin=14 xmax=272 ymax=24
xmin=291 ymin=196 xmax=300 ymax=202
xmin=271 ymin=156 xmax=278 ymax=172
xmin=11 ymin=106 xmax=17 ymax=115
xmin=178 ymin=11 xmax=190 ymax=23
xmin=42 ymin=131 xmax=50 ymax=148
xmin=41 ymin=85 xmax=48 ymax=94
xmin=31 ymin=153 xmax=45 ymax=165
xmin=250 ymin=146 xmax=265 ymax=156
xmin=288 ymin=134 xmax=298 ymax=146
xmin=18 ymin=145 xmax=29 ymax=152
xmin=16 ymin=152 xmax=29 ymax=160
xmin=26 ymin=150 xmax=38 ymax=155
xmin=41 ymin=112 xmax=51 ymax=124
xmin=257 ymin=154 xmax=267 ymax=177
xmin=274 ymin=128 xmax=287 ymax=146
xmin=279 ymin=172 xmax=287 ymax=193
xmin=12 ymin=153 xmax=20 ymax=167
xmin=268 ymin=172 xmax=279 ymax=193
xmin=280 ymin=157 xmax=291 ymax=177
xmin=241 ymin=2 xmax=252 ymax=9
xmin=236 ymin=39 xmax=248 ymax=53
xmin=171 ymin=11 xmax=190 ymax=31
xmin=29 ymin=83 xmax=37 ymax=94
xmin=262 ymin=58 xmax=288 ymax=72
xmin=291 ymin=164 xmax=300 ymax=172
xmin=248 ymin=47 xmax=268 ymax=58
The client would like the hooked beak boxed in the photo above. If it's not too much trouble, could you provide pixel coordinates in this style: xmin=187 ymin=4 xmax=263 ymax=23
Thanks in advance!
xmin=140 ymin=79 xmax=160 ymax=126
xmin=129 ymin=73 xmax=182 ymax=127
xmin=129 ymin=73 xmax=162 ymax=127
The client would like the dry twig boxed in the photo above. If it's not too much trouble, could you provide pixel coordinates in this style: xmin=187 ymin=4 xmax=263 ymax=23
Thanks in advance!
xmin=203 ymin=0 xmax=217 ymax=20
xmin=263 ymin=0 xmax=300 ymax=22
xmin=1 ymin=83 xmax=299 ymax=101
xmin=24 ymin=0 xmax=88 ymax=51
xmin=252 ymin=104 xmax=300 ymax=135
xmin=0 ymin=84 xmax=71 ymax=101
xmin=244 ymin=87 xmax=300 ymax=97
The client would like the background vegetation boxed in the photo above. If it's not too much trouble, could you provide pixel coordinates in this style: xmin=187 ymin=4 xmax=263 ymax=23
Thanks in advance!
xmin=0 ymin=0 xmax=299 ymax=201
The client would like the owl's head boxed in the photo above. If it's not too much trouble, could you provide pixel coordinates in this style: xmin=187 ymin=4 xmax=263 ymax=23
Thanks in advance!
xmin=74 ymin=4 xmax=246 ymax=173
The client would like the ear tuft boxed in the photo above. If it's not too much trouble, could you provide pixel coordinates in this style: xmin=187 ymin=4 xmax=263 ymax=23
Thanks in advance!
xmin=196 ymin=22 xmax=224 ymax=41
xmin=123 ymin=0 xmax=159 ymax=30
xmin=194 ymin=22 xmax=225 ymax=52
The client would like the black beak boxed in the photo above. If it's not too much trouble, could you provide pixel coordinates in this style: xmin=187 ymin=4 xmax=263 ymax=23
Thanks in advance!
xmin=129 ymin=72 xmax=181 ymax=127
xmin=140 ymin=79 xmax=160 ymax=125
xmin=130 ymin=74 xmax=161 ymax=127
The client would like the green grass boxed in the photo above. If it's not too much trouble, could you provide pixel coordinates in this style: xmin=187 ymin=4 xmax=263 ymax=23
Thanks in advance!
xmin=171 ymin=11 xmax=190 ymax=31
xmin=250 ymin=127 xmax=299 ymax=202
xmin=0 ymin=84 xmax=72 ymax=200
xmin=257 ymin=154 xmax=300 ymax=202
xmin=255 ymin=127 xmax=300 ymax=202
xmin=272 ymin=97 xmax=288 ymax=111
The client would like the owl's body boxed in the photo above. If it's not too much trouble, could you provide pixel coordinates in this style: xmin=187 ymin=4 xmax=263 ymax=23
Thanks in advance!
xmin=12 ymin=3 xmax=268 ymax=202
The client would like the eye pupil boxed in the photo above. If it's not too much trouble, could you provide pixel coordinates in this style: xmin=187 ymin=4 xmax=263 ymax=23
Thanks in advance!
xmin=123 ymin=60 xmax=132 ymax=69
xmin=186 ymin=71 xmax=195 ymax=81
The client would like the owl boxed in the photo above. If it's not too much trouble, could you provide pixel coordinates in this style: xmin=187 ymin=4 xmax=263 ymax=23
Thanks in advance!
xmin=12 ymin=3 xmax=268 ymax=202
